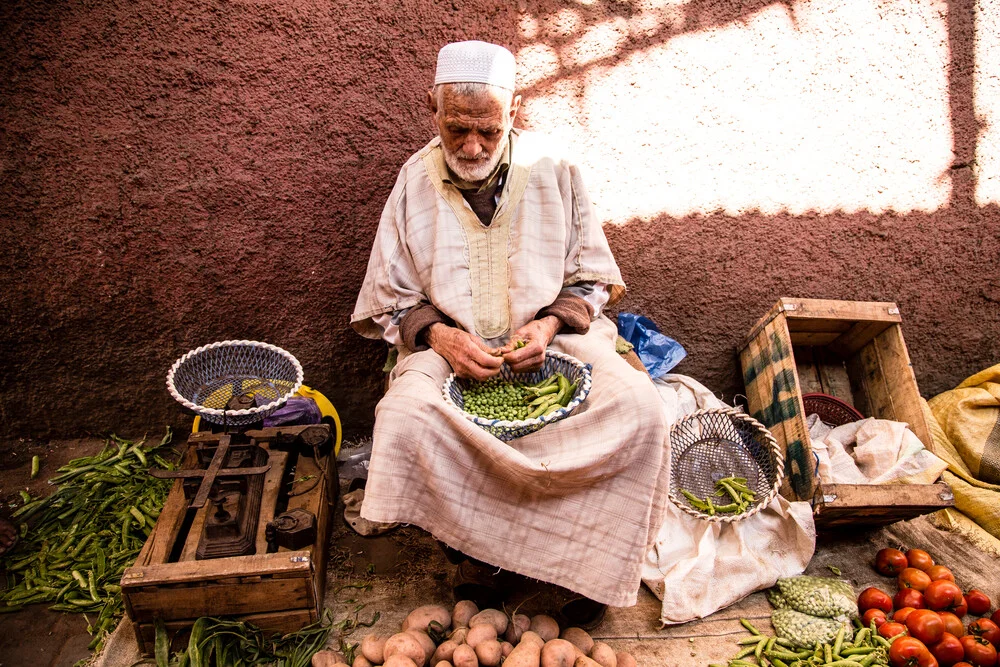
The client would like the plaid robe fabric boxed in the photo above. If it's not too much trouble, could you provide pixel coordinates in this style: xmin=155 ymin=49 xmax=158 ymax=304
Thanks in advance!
xmin=351 ymin=131 xmax=669 ymax=606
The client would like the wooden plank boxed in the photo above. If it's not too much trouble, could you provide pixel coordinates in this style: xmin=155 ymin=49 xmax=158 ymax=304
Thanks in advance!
xmin=789 ymin=332 xmax=845 ymax=347
xmin=134 ymin=608 xmax=316 ymax=656
xmin=122 ymin=550 xmax=313 ymax=587
xmin=794 ymin=347 xmax=822 ymax=395
xmin=128 ymin=574 xmax=313 ymax=622
xmin=872 ymin=326 xmax=933 ymax=447
xmin=778 ymin=297 xmax=902 ymax=323
xmin=178 ymin=503 xmax=208 ymax=562
xmin=816 ymin=350 xmax=854 ymax=404
xmin=255 ymin=450 xmax=288 ymax=555
xmin=740 ymin=322 xmax=792 ymax=498
xmin=813 ymin=483 xmax=954 ymax=528
xmin=828 ymin=319 xmax=897 ymax=358
xmin=785 ymin=318 xmax=855 ymax=334
xmin=854 ymin=339 xmax=898 ymax=421
xmin=138 ymin=446 xmax=200 ymax=567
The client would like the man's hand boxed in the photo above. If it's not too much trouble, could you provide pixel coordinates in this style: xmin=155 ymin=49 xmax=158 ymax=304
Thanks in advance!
xmin=425 ymin=323 xmax=504 ymax=381
xmin=500 ymin=316 xmax=561 ymax=373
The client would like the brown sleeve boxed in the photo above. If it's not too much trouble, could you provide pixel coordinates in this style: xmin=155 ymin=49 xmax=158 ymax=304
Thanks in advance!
xmin=399 ymin=303 xmax=451 ymax=352
xmin=536 ymin=292 xmax=594 ymax=335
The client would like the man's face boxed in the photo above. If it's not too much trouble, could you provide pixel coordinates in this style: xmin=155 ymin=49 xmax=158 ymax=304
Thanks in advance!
xmin=429 ymin=85 xmax=521 ymax=183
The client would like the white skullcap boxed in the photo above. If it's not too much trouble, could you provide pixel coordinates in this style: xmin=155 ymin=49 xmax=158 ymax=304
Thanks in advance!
xmin=434 ymin=41 xmax=516 ymax=91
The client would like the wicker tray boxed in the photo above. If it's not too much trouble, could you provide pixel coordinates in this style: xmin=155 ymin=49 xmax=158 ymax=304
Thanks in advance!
xmin=802 ymin=393 xmax=865 ymax=428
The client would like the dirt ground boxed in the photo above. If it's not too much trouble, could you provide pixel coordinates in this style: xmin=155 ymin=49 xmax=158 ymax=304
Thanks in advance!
xmin=2 ymin=437 xmax=999 ymax=667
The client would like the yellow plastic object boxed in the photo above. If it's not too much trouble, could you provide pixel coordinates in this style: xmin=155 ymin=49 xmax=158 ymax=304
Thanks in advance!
xmin=192 ymin=384 xmax=342 ymax=457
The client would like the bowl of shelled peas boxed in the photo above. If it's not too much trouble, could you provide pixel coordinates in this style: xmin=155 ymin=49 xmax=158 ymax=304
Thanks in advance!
xmin=442 ymin=350 xmax=592 ymax=441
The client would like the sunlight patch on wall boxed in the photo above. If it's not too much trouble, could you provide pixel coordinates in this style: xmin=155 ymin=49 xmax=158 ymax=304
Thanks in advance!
xmin=975 ymin=0 xmax=1000 ymax=205
xmin=520 ymin=0 xmax=953 ymax=222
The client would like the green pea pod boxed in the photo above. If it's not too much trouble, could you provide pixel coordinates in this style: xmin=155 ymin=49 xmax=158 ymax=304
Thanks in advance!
xmin=561 ymin=382 xmax=577 ymax=407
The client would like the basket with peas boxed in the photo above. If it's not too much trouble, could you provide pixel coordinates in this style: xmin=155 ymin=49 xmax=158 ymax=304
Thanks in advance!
xmin=442 ymin=350 xmax=592 ymax=441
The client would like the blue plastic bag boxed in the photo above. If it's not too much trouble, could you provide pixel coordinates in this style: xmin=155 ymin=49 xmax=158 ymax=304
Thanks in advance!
xmin=617 ymin=313 xmax=687 ymax=378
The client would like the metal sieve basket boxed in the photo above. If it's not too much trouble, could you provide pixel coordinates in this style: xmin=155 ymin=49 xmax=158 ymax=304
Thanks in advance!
xmin=166 ymin=340 xmax=304 ymax=427
xmin=668 ymin=407 xmax=784 ymax=523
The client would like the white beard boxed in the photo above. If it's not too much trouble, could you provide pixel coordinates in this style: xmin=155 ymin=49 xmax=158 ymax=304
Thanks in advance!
xmin=442 ymin=132 xmax=509 ymax=184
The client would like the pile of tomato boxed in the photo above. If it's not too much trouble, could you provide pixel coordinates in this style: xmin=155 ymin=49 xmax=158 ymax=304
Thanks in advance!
xmin=856 ymin=547 xmax=999 ymax=667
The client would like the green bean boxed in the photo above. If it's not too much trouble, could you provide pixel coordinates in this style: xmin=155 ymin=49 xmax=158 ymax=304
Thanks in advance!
xmin=742 ymin=619 xmax=763 ymax=635
xmin=740 ymin=636 xmax=766 ymax=645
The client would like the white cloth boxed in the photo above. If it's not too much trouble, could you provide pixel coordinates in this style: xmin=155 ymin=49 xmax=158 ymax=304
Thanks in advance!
xmin=642 ymin=375 xmax=816 ymax=625
xmin=807 ymin=416 xmax=950 ymax=485
xmin=361 ymin=318 xmax=669 ymax=606
xmin=434 ymin=41 xmax=516 ymax=91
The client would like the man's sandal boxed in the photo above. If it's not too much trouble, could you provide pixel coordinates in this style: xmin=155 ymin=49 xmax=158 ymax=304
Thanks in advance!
xmin=558 ymin=596 xmax=608 ymax=631
xmin=452 ymin=560 xmax=504 ymax=610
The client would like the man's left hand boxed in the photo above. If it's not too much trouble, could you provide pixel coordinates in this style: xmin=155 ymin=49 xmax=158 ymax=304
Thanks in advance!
xmin=500 ymin=316 xmax=561 ymax=373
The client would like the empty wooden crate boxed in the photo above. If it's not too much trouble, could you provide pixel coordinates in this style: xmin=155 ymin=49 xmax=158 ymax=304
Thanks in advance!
xmin=738 ymin=298 xmax=953 ymax=527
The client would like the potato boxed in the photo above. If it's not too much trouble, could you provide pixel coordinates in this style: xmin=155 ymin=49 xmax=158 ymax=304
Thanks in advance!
xmin=518 ymin=631 xmax=546 ymax=649
xmin=452 ymin=644 xmax=479 ymax=667
xmin=435 ymin=662 xmax=454 ymax=667
xmin=614 ymin=652 xmax=637 ymax=667
xmin=432 ymin=640 xmax=461 ymax=665
xmin=354 ymin=656 xmax=375 ymax=667
xmin=449 ymin=628 xmax=468 ymax=645
xmin=573 ymin=657 xmax=602 ymax=667
xmin=312 ymin=652 xmax=348 ymax=667
xmin=404 ymin=605 xmax=453 ymax=633
xmin=362 ymin=635 xmax=390 ymax=665
xmin=560 ymin=628 xmax=593 ymax=655
xmin=469 ymin=609 xmax=508 ymax=636
xmin=384 ymin=632 xmax=428 ymax=667
xmin=453 ymin=600 xmax=479 ymax=629
xmin=475 ymin=639 xmax=503 ymax=667
xmin=540 ymin=639 xmax=579 ymax=667
xmin=588 ymin=643 xmax=616 ymax=667
xmin=465 ymin=624 xmax=497 ymax=649
xmin=385 ymin=656 xmax=419 ymax=667
xmin=503 ymin=639 xmax=541 ymax=667
xmin=505 ymin=614 xmax=531 ymax=644
xmin=501 ymin=642 xmax=514 ymax=658
xmin=530 ymin=615 xmax=560 ymax=642
xmin=406 ymin=631 xmax=437 ymax=664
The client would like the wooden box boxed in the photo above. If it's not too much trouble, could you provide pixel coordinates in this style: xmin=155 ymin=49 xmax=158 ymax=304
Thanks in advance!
xmin=738 ymin=298 xmax=953 ymax=528
xmin=121 ymin=428 xmax=335 ymax=654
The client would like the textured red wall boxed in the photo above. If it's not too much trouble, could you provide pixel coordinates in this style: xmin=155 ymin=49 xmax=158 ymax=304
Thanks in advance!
xmin=1 ymin=0 xmax=998 ymax=441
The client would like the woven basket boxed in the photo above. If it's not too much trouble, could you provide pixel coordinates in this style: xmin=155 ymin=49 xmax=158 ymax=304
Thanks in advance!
xmin=802 ymin=393 xmax=865 ymax=427
xmin=668 ymin=408 xmax=784 ymax=523
xmin=442 ymin=350 xmax=592 ymax=442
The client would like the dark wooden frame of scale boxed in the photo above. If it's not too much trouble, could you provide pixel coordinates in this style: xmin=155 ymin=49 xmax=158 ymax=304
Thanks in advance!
xmin=120 ymin=424 xmax=337 ymax=656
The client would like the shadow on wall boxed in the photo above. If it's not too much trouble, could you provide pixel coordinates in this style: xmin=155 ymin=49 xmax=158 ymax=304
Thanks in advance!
xmin=0 ymin=0 xmax=997 ymax=440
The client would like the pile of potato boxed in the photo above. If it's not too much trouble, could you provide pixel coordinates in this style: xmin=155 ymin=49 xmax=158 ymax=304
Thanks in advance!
xmin=312 ymin=602 xmax=638 ymax=667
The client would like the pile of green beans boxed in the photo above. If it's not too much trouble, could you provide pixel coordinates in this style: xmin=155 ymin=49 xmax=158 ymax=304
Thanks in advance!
xmin=1 ymin=430 xmax=176 ymax=653
xmin=709 ymin=618 xmax=892 ymax=667
xmin=147 ymin=609 xmax=336 ymax=667
xmin=681 ymin=476 xmax=757 ymax=515
xmin=461 ymin=372 xmax=577 ymax=421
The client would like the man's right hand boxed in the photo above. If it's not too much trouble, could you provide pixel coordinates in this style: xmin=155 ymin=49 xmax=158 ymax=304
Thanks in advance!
xmin=425 ymin=323 xmax=504 ymax=381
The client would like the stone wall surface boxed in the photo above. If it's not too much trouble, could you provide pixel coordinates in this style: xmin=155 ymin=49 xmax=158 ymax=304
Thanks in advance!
xmin=1 ymin=0 xmax=998 ymax=440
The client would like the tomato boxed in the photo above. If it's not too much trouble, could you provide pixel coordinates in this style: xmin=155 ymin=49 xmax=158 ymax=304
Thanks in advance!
xmin=901 ymin=568 xmax=935 ymax=592
xmin=969 ymin=619 xmax=1000 ymax=648
xmin=907 ymin=549 xmax=936 ymax=571
xmin=959 ymin=635 xmax=998 ymax=667
xmin=927 ymin=565 xmax=957 ymax=582
xmin=865 ymin=608 xmax=890 ymax=628
xmin=908 ymin=609 xmax=947 ymax=645
xmin=994 ymin=611 xmax=1000 ymax=627
xmin=891 ymin=636 xmax=938 ymax=667
xmin=896 ymin=588 xmax=928 ymax=610
xmin=966 ymin=591 xmax=993 ymax=618
xmin=932 ymin=633 xmax=968 ymax=667
xmin=894 ymin=608 xmax=919 ymax=622
xmin=861 ymin=587 xmax=896 ymax=614
xmin=940 ymin=612 xmax=967 ymax=637
xmin=878 ymin=548 xmax=912 ymax=576
xmin=955 ymin=596 xmax=969 ymax=618
xmin=955 ymin=663 xmax=976 ymax=667
xmin=926 ymin=581 xmax=966 ymax=612
xmin=882 ymin=622 xmax=911 ymax=639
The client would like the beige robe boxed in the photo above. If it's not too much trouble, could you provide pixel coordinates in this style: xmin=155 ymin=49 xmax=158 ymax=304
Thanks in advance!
xmin=351 ymin=131 xmax=669 ymax=606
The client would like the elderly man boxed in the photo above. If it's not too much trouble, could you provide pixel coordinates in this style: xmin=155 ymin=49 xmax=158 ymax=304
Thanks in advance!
xmin=351 ymin=41 xmax=668 ymax=626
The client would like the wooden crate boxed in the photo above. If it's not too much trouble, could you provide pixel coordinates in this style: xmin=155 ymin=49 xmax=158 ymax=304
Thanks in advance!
xmin=738 ymin=298 xmax=953 ymax=527
xmin=121 ymin=429 xmax=335 ymax=655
